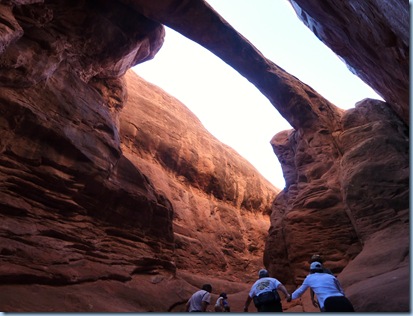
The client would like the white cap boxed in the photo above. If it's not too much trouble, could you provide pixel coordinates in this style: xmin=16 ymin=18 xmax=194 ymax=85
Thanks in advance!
xmin=310 ymin=261 xmax=323 ymax=270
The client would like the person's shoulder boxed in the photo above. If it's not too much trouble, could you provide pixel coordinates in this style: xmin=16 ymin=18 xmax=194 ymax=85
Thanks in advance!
xmin=307 ymin=273 xmax=324 ymax=280
xmin=322 ymin=272 xmax=336 ymax=279
xmin=269 ymin=277 xmax=282 ymax=284
xmin=251 ymin=279 xmax=261 ymax=287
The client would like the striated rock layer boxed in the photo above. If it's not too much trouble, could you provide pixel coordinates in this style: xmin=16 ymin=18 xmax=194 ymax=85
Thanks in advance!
xmin=266 ymin=1 xmax=409 ymax=312
xmin=120 ymin=71 xmax=276 ymax=282
xmin=0 ymin=0 xmax=277 ymax=312
xmin=268 ymin=98 xmax=409 ymax=312
xmin=0 ymin=0 xmax=409 ymax=312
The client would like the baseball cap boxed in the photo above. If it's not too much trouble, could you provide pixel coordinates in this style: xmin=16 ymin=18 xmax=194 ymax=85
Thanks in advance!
xmin=310 ymin=261 xmax=323 ymax=270
xmin=258 ymin=269 xmax=269 ymax=278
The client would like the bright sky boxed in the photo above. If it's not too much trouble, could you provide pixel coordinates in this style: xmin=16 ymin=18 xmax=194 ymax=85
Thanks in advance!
xmin=133 ymin=0 xmax=382 ymax=189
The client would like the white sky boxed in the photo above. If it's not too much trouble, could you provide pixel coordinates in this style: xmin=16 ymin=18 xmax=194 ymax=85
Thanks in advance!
xmin=133 ymin=0 xmax=382 ymax=189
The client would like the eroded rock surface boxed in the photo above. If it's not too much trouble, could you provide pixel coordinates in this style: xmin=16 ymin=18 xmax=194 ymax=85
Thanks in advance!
xmin=268 ymin=98 xmax=409 ymax=312
xmin=0 ymin=0 xmax=278 ymax=312
xmin=289 ymin=0 xmax=409 ymax=124
xmin=120 ymin=70 xmax=277 ymax=282
xmin=265 ymin=1 xmax=409 ymax=312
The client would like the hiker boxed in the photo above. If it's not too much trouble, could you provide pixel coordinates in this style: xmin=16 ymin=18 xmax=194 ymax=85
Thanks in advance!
xmin=309 ymin=254 xmax=333 ymax=309
xmin=186 ymin=284 xmax=212 ymax=312
xmin=215 ymin=292 xmax=230 ymax=312
xmin=243 ymin=269 xmax=291 ymax=312
xmin=287 ymin=261 xmax=355 ymax=312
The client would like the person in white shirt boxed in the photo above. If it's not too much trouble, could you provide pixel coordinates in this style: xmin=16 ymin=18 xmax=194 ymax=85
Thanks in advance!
xmin=214 ymin=292 xmax=230 ymax=312
xmin=308 ymin=254 xmax=333 ymax=309
xmin=288 ymin=262 xmax=355 ymax=312
xmin=243 ymin=269 xmax=291 ymax=312
xmin=186 ymin=284 xmax=212 ymax=312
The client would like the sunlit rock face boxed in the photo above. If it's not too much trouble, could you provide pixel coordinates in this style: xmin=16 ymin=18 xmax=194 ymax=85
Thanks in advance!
xmin=121 ymin=71 xmax=277 ymax=283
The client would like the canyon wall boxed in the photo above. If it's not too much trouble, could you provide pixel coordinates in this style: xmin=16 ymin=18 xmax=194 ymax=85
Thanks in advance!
xmin=266 ymin=1 xmax=409 ymax=311
xmin=0 ymin=0 xmax=277 ymax=311
xmin=0 ymin=0 xmax=409 ymax=312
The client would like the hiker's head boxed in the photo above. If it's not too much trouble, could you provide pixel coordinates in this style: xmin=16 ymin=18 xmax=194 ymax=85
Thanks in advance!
xmin=310 ymin=261 xmax=323 ymax=273
xmin=258 ymin=269 xmax=269 ymax=278
xmin=310 ymin=254 xmax=324 ymax=263
xmin=220 ymin=292 xmax=227 ymax=299
xmin=202 ymin=284 xmax=212 ymax=292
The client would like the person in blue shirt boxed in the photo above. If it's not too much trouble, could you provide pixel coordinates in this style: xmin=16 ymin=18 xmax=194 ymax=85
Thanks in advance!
xmin=288 ymin=262 xmax=355 ymax=312
xmin=243 ymin=269 xmax=291 ymax=312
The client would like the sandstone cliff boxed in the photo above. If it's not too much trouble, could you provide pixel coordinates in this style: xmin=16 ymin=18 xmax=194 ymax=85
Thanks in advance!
xmin=120 ymin=70 xmax=278 ymax=287
xmin=0 ymin=0 xmax=277 ymax=312
xmin=267 ymin=1 xmax=409 ymax=312
xmin=0 ymin=0 xmax=409 ymax=312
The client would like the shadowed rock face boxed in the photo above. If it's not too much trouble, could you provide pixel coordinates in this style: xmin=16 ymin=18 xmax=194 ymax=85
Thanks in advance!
xmin=289 ymin=0 xmax=409 ymax=125
xmin=0 ymin=0 xmax=409 ymax=312
xmin=268 ymin=98 xmax=409 ymax=312
xmin=266 ymin=1 xmax=409 ymax=312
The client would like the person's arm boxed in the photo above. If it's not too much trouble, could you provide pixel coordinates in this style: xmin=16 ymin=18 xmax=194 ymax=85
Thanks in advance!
xmin=201 ymin=292 xmax=211 ymax=312
xmin=201 ymin=300 xmax=209 ymax=312
xmin=290 ymin=283 xmax=309 ymax=302
xmin=243 ymin=295 xmax=252 ymax=312
xmin=277 ymin=283 xmax=291 ymax=300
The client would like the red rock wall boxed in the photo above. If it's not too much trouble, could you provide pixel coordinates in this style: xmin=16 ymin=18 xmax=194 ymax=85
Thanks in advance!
xmin=120 ymin=70 xmax=278 ymax=282
xmin=289 ymin=0 xmax=409 ymax=124
xmin=266 ymin=0 xmax=409 ymax=311
xmin=268 ymin=98 xmax=409 ymax=312
xmin=0 ymin=0 xmax=278 ymax=312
